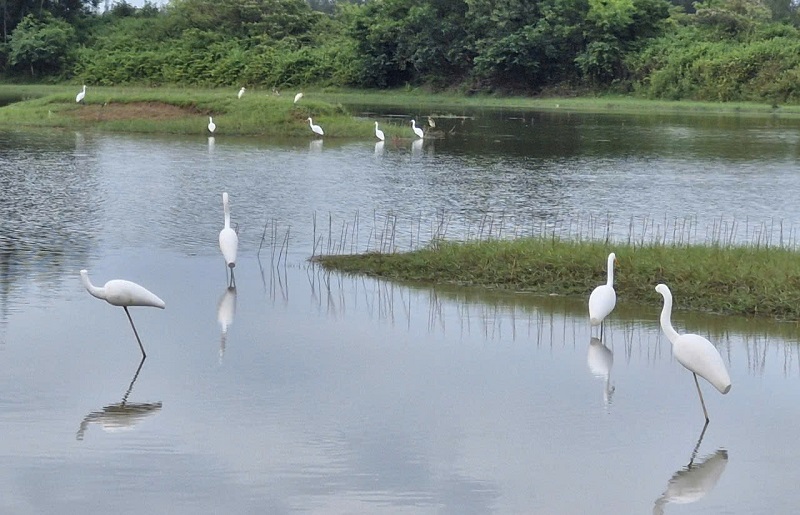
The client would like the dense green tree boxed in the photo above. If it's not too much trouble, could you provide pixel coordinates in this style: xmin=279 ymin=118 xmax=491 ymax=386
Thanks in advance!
xmin=9 ymin=12 xmax=75 ymax=76
xmin=165 ymin=0 xmax=319 ymax=42
xmin=1 ymin=0 xmax=96 ymax=42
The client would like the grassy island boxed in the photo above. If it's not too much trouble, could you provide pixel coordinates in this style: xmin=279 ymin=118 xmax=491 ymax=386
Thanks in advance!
xmin=315 ymin=238 xmax=800 ymax=320
xmin=0 ymin=85 xmax=377 ymax=137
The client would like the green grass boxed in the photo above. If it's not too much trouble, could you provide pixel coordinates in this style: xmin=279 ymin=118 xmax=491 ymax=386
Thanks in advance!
xmin=315 ymin=238 xmax=800 ymax=320
xmin=0 ymin=85 xmax=380 ymax=136
xmin=316 ymin=88 xmax=800 ymax=117
xmin=4 ymin=84 xmax=800 ymax=137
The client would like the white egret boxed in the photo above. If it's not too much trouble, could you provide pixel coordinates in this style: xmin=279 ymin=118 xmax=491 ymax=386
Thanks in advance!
xmin=76 ymin=85 xmax=86 ymax=103
xmin=656 ymin=283 xmax=732 ymax=422
xmin=238 ymin=87 xmax=246 ymax=99
xmin=219 ymin=192 xmax=239 ymax=287
xmin=307 ymin=117 xmax=324 ymax=136
xmin=411 ymin=119 xmax=424 ymax=139
xmin=587 ymin=337 xmax=615 ymax=407
xmin=374 ymin=121 xmax=385 ymax=141
xmin=428 ymin=116 xmax=436 ymax=128
xmin=588 ymin=252 xmax=617 ymax=339
xmin=79 ymin=270 xmax=165 ymax=357
xmin=294 ymin=92 xmax=304 ymax=104
xmin=208 ymin=116 xmax=216 ymax=134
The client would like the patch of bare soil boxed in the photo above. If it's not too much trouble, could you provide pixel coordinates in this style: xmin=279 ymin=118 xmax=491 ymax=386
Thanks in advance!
xmin=69 ymin=101 xmax=200 ymax=121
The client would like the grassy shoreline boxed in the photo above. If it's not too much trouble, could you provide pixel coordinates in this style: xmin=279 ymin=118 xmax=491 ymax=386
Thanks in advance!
xmin=3 ymin=85 xmax=800 ymax=136
xmin=314 ymin=238 xmax=800 ymax=320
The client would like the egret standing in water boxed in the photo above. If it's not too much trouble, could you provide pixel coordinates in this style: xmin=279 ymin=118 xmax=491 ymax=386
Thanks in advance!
xmin=411 ymin=119 xmax=424 ymax=139
xmin=219 ymin=192 xmax=238 ymax=287
xmin=238 ymin=87 xmax=246 ymax=99
xmin=294 ymin=92 xmax=304 ymax=104
xmin=79 ymin=270 xmax=165 ymax=358
xmin=655 ymin=283 xmax=732 ymax=422
xmin=208 ymin=116 xmax=216 ymax=134
xmin=374 ymin=121 xmax=385 ymax=141
xmin=588 ymin=252 xmax=617 ymax=339
xmin=307 ymin=117 xmax=324 ymax=136
xmin=76 ymin=85 xmax=86 ymax=103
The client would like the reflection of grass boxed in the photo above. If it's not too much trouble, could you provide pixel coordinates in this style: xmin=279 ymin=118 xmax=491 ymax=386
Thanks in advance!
xmin=316 ymin=238 xmax=800 ymax=320
xmin=0 ymin=85 xmax=374 ymax=137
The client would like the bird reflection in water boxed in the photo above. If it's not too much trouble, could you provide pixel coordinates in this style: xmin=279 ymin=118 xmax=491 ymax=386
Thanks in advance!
xmin=309 ymin=138 xmax=323 ymax=153
xmin=374 ymin=140 xmax=385 ymax=156
xmin=217 ymin=285 xmax=237 ymax=364
xmin=411 ymin=138 xmax=423 ymax=156
xmin=587 ymin=337 xmax=614 ymax=407
xmin=653 ymin=422 xmax=729 ymax=514
xmin=76 ymin=357 xmax=161 ymax=441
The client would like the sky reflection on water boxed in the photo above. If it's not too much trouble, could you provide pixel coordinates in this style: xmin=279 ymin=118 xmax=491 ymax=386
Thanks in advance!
xmin=3 ymin=111 xmax=800 ymax=513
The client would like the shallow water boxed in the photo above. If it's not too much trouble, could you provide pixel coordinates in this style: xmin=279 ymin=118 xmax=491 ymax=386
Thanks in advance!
xmin=2 ymin=110 xmax=800 ymax=513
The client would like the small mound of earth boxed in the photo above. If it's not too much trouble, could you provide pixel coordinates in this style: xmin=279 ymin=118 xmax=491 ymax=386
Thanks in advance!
xmin=69 ymin=101 xmax=200 ymax=121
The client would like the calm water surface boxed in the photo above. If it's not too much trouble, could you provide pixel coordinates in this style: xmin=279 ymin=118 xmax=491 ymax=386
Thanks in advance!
xmin=2 ymin=109 xmax=800 ymax=514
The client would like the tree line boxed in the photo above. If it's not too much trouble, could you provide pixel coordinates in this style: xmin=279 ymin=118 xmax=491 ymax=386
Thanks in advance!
xmin=3 ymin=0 xmax=800 ymax=102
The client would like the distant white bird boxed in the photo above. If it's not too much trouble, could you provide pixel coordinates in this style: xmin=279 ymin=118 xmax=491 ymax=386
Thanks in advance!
xmin=656 ymin=283 xmax=732 ymax=422
xmin=208 ymin=116 xmax=216 ymax=134
xmin=238 ymin=87 xmax=246 ymax=99
xmin=80 ymin=269 xmax=165 ymax=357
xmin=428 ymin=116 xmax=436 ymax=128
xmin=587 ymin=337 xmax=615 ymax=407
xmin=307 ymin=117 xmax=324 ymax=136
xmin=411 ymin=119 xmax=424 ymax=139
xmin=294 ymin=92 xmax=304 ymax=104
xmin=219 ymin=192 xmax=239 ymax=287
xmin=374 ymin=121 xmax=385 ymax=141
xmin=588 ymin=252 xmax=617 ymax=339
xmin=76 ymin=85 xmax=86 ymax=103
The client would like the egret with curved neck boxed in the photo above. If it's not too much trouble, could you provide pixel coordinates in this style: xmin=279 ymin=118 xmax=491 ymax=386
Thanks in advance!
xmin=588 ymin=252 xmax=617 ymax=339
xmin=411 ymin=119 xmax=424 ymax=139
xmin=208 ymin=116 xmax=216 ymax=134
xmin=76 ymin=85 xmax=87 ymax=104
xmin=656 ymin=283 xmax=731 ymax=422
xmin=219 ymin=192 xmax=239 ymax=287
xmin=307 ymin=117 xmax=324 ymax=136
xmin=80 ymin=270 xmax=165 ymax=357
xmin=374 ymin=121 xmax=385 ymax=141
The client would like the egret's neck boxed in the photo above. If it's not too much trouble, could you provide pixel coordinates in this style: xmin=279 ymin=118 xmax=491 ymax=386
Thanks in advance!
xmin=659 ymin=293 xmax=680 ymax=344
xmin=80 ymin=271 xmax=106 ymax=300
xmin=606 ymin=255 xmax=615 ymax=286
xmin=224 ymin=210 xmax=231 ymax=229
